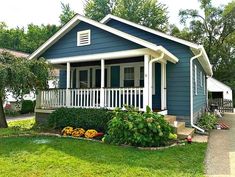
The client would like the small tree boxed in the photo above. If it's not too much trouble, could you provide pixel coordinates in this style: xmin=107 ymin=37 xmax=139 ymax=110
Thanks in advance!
xmin=0 ymin=51 xmax=51 ymax=128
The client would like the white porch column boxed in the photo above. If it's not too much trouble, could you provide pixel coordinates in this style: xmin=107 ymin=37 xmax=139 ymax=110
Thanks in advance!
xmin=143 ymin=55 xmax=150 ymax=110
xmin=66 ymin=62 xmax=71 ymax=107
xmin=100 ymin=59 xmax=105 ymax=107
xmin=161 ymin=62 xmax=167 ymax=110
xmin=148 ymin=58 xmax=153 ymax=110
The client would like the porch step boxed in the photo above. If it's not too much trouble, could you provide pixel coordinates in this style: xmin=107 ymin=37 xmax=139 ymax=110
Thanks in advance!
xmin=177 ymin=128 xmax=195 ymax=140
xmin=171 ymin=122 xmax=185 ymax=134
xmin=164 ymin=115 xmax=176 ymax=124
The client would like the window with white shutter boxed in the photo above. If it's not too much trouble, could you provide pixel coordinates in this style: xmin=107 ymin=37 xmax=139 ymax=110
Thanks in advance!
xmin=77 ymin=30 xmax=91 ymax=46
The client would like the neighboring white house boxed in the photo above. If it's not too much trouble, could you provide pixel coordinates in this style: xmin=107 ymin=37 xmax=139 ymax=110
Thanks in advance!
xmin=207 ymin=77 xmax=233 ymax=100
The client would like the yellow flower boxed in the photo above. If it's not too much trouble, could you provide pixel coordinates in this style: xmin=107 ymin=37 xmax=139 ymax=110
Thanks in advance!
xmin=85 ymin=129 xmax=98 ymax=138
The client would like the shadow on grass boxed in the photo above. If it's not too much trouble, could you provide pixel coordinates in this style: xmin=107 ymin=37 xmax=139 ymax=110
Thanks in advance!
xmin=0 ymin=136 xmax=207 ymax=176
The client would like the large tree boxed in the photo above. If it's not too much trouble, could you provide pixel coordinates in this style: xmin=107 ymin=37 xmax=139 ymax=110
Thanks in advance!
xmin=171 ymin=0 xmax=235 ymax=88
xmin=84 ymin=0 xmax=168 ymax=31
xmin=0 ymin=52 xmax=51 ymax=128
xmin=59 ymin=2 xmax=76 ymax=26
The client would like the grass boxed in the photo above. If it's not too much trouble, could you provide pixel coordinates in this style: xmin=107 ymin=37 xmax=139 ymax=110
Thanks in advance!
xmin=0 ymin=118 xmax=36 ymax=137
xmin=0 ymin=119 xmax=207 ymax=177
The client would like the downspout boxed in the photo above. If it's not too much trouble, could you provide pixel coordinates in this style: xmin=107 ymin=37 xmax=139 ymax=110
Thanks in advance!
xmin=190 ymin=48 xmax=204 ymax=132
xmin=148 ymin=52 xmax=164 ymax=110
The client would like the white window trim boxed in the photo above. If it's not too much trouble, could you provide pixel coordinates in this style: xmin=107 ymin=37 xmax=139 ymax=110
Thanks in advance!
xmin=194 ymin=65 xmax=198 ymax=95
xmin=77 ymin=29 xmax=91 ymax=46
xmin=73 ymin=61 xmax=156 ymax=94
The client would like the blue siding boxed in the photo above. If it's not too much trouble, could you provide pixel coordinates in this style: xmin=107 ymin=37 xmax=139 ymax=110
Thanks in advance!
xmin=106 ymin=19 xmax=192 ymax=117
xmin=59 ymin=70 xmax=67 ymax=88
xmin=42 ymin=22 xmax=143 ymax=59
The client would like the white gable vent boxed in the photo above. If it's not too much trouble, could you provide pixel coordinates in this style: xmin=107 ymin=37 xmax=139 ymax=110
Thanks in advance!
xmin=77 ymin=30 xmax=91 ymax=46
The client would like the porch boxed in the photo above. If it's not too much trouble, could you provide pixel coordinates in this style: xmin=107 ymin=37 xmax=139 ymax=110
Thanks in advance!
xmin=36 ymin=49 xmax=177 ymax=113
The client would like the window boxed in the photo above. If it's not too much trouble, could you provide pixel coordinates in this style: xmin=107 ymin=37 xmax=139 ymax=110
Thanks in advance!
xmin=77 ymin=30 xmax=91 ymax=46
xmin=194 ymin=65 xmax=197 ymax=95
xmin=79 ymin=70 xmax=88 ymax=88
xmin=140 ymin=66 xmax=144 ymax=87
xmin=124 ymin=67 xmax=134 ymax=87
xmin=204 ymin=75 xmax=206 ymax=95
xmin=200 ymin=71 xmax=203 ymax=87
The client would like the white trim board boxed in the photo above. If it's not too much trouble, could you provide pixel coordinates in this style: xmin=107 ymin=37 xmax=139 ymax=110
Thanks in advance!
xmin=28 ymin=14 xmax=178 ymax=64
xmin=101 ymin=14 xmax=212 ymax=76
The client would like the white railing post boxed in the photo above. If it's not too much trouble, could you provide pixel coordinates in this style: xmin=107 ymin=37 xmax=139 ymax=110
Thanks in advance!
xmin=66 ymin=62 xmax=71 ymax=107
xmin=35 ymin=91 xmax=42 ymax=109
xmin=143 ymin=55 xmax=149 ymax=110
xmin=100 ymin=59 xmax=105 ymax=107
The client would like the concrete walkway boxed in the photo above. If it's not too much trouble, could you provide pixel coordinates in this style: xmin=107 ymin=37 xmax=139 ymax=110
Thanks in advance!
xmin=205 ymin=113 xmax=235 ymax=177
xmin=6 ymin=113 xmax=34 ymax=122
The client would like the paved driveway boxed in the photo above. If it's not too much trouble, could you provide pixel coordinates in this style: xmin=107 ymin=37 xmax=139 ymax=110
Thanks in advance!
xmin=6 ymin=113 xmax=34 ymax=122
xmin=205 ymin=113 xmax=235 ymax=177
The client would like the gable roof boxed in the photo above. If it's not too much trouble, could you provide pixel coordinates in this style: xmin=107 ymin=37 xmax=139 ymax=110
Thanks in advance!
xmin=29 ymin=14 xmax=178 ymax=63
xmin=0 ymin=48 xmax=29 ymax=58
xmin=101 ymin=14 xmax=213 ymax=76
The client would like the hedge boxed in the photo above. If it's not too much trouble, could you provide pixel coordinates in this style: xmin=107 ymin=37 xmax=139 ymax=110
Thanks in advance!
xmin=20 ymin=100 xmax=35 ymax=114
xmin=47 ymin=107 xmax=113 ymax=132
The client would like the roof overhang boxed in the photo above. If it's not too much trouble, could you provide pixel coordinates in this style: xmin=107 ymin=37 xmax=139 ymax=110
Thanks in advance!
xmin=29 ymin=14 xmax=178 ymax=64
xmin=101 ymin=14 xmax=213 ymax=76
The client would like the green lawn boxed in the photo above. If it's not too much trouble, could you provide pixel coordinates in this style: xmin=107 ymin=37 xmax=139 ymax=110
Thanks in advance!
xmin=0 ymin=119 xmax=207 ymax=177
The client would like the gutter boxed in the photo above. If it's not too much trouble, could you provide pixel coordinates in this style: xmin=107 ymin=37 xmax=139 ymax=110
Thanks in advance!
xmin=190 ymin=48 xmax=205 ymax=132
xmin=148 ymin=52 xmax=165 ymax=110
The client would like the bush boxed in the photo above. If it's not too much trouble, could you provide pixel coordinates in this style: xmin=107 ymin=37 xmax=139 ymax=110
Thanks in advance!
xmin=20 ymin=100 xmax=35 ymax=114
xmin=103 ymin=106 xmax=173 ymax=147
xmin=47 ymin=107 xmax=113 ymax=132
xmin=4 ymin=109 xmax=20 ymax=117
xmin=197 ymin=113 xmax=217 ymax=131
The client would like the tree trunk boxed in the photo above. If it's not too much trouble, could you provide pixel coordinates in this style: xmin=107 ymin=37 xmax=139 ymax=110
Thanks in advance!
xmin=0 ymin=97 xmax=8 ymax=128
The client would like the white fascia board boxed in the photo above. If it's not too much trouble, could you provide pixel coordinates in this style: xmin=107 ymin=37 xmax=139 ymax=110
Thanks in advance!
xmin=29 ymin=16 xmax=80 ymax=60
xmin=191 ymin=47 xmax=213 ymax=76
xmin=47 ymin=48 xmax=152 ymax=64
xmin=29 ymin=14 xmax=158 ymax=60
xmin=101 ymin=14 xmax=200 ymax=49
xmin=29 ymin=14 xmax=179 ymax=64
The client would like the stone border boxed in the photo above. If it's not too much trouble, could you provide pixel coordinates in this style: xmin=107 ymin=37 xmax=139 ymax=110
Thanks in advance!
xmin=0 ymin=132 xmax=186 ymax=150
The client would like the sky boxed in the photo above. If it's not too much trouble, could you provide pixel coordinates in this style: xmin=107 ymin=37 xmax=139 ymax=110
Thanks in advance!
xmin=0 ymin=0 xmax=231 ymax=28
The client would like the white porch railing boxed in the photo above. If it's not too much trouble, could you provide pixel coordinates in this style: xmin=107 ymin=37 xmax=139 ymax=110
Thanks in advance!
xmin=38 ymin=87 xmax=144 ymax=110
xmin=40 ymin=89 xmax=66 ymax=108
xmin=104 ymin=88 xmax=144 ymax=111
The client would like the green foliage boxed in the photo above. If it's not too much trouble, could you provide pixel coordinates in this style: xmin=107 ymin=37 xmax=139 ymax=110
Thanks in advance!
xmin=85 ymin=0 xmax=168 ymax=31
xmin=47 ymin=107 xmax=113 ymax=132
xmin=4 ymin=109 xmax=20 ymax=117
xmin=0 ymin=51 xmax=51 ymax=127
xmin=104 ymin=106 xmax=173 ymax=147
xmin=197 ymin=113 xmax=217 ymax=131
xmin=20 ymin=100 xmax=35 ymax=114
xmin=59 ymin=3 xmax=76 ymax=26
xmin=171 ymin=0 xmax=235 ymax=91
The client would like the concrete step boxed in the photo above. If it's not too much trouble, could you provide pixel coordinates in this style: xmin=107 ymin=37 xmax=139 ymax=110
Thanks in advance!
xmin=171 ymin=122 xmax=185 ymax=134
xmin=164 ymin=115 xmax=176 ymax=124
xmin=177 ymin=128 xmax=195 ymax=140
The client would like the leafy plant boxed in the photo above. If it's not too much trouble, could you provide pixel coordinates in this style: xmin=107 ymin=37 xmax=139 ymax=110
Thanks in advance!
xmin=4 ymin=109 xmax=20 ymax=117
xmin=20 ymin=100 xmax=35 ymax=114
xmin=197 ymin=113 xmax=218 ymax=131
xmin=104 ymin=106 xmax=173 ymax=147
xmin=47 ymin=108 xmax=113 ymax=132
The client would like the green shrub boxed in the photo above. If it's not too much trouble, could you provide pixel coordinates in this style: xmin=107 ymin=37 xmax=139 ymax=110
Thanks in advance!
xmin=104 ymin=106 xmax=173 ymax=147
xmin=197 ymin=113 xmax=217 ymax=131
xmin=47 ymin=107 xmax=113 ymax=132
xmin=4 ymin=109 xmax=20 ymax=117
xmin=20 ymin=100 xmax=35 ymax=114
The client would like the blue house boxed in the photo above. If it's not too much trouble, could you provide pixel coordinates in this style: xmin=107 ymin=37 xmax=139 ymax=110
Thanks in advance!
xmin=30 ymin=14 xmax=213 ymax=132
